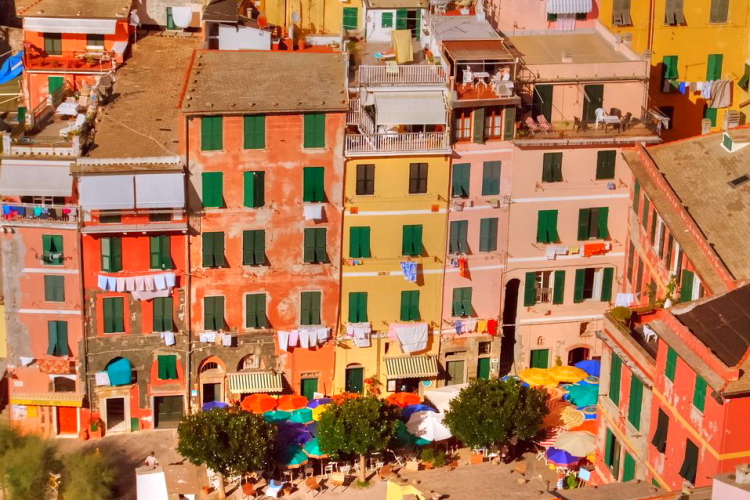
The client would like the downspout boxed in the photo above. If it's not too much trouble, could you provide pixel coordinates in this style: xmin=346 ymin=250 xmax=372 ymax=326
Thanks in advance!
xmin=184 ymin=115 xmax=193 ymax=414
xmin=647 ymin=0 xmax=655 ymax=53
xmin=76 ymin=177 xmax=90 ymax=418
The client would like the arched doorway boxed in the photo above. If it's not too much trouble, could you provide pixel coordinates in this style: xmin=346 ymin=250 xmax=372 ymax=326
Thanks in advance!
xmin=198 ymin=356 xmax=225 ymax=405
xmin=567 ymin=347 xmax=590 ymax=366
xmin=499 ymin=279 xmax=520 ymax=375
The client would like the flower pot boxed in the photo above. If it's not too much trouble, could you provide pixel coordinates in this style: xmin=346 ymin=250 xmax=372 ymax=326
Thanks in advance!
xmin=424 ymin=463 xmax=433 ymax=470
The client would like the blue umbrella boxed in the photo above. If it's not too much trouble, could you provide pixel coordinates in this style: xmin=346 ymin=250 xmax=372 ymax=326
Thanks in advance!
xmin=574 ymin=360 xmax=601 ymax=378
xmin=546 ymin=447 xmax=580 ymax=466
xmin=305 ymin=422 xmax=318 ymax=437
xmin=402 ymin=404 xmax=437 ymax=421
xmin=579 ymin=376 xmax=600 ymax=387
xmin=263 ymin=410 xmax=291 ymax=423
xmin=307 ymin=398 xmax=333 ymax=409
xmin=202 ymin=401 xmax=229 ymax=411
xmin=276 ymin=422 xmax=313 ymax=445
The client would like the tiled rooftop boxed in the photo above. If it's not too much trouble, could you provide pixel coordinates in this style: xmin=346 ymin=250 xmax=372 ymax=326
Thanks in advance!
xmin=16 ymin=0 xmax=132 ymax=18
xmin=508 ymin=31 xmax=632 ymax=65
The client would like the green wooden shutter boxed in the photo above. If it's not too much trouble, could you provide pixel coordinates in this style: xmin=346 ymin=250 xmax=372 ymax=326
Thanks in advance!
xmin=623 ymin=453 xmax=636 ymax=482
xmin=452 ymin=163 xmax=470 ymax=197
xmin=679 ymin=439 xmax=699 ymax=484
xmin=47 ymin=321 xmax=58 ymax=355
xmin=254 ymin=230 xmax=265 ymax=264
xmin=452 ymin=288 xmax=463 ymax=316
xmin=304 ymin=114 xmax=325 ymax=148
xmin=706 ymin=54 xmax=723 ymax=80
xmin=531 ymin=349 xmax=549 ymax=368
xmin=641 ymin=197 xmax=650 ymax=230
xmin=359 ymin=227 xmax=371 ymax=258
xmin=343 ymin=7 xmax=358 ymax=29
xmin=605 ymin=429 xmax=614 ymax=466
xmin=601 ymin=267 xmax=614 ymax=302
xmin=633 ymin=181 xmax=641 ymax=215
xmin=246 ymin=294 xmax=257 ymax=327
xmin=596 ymin=207 xmax=610 ymax=239
xmin=243 ymin=115 xmax=266 ymax=149
xmin=400 ymin=291 xmax=410 ymax=321
xmin=547 ymin=210 xmax=559 ymax=242
xmin=739 ymin=64 xmax=750 ymax=90
xmin=256 ymin=294 xmax=267 ymax=328
xmin=381 ymin=12 xmax=393 ymax=27
xmin=114 ymin=298 xmax=124 ymax=332
xmin=537 ymin=211 xmax=549 ymax=243
xmin=665 ymin=347 xmax=678 ymax=381
xmin=202 ymin=172 xmax=223 ymax=208
xmin=596 ymin=151 xmax=617 ymax=179
xmin=160 ymin=236 xmax=171 ymax=269
xmin=551 ymin=153 xmax=563 ymax=182
xmin=542 ymin=153 xmax=554 ymax=182
xmin=153 ymin=297 xmax=164 ymax=331
xmin=112 ymin=238 xmax=122 ymax=271
xmin=255 ymin=172 xmax=265 ymax=207
xmin=201 ymin=116 xmax=223 ymax=151
xmin=357 ymin=292 xmax=367 ymax=322
xmin=693 ymin=375 xmax=707 ymax=412
xmin=45 ymin=276 xmax=64 ymax=302
xmin=679 ymin=270 xmax=694 ymax=302
xmin=704 ymin=106 xmax=717 ymax=127
xmin=104 ymin=298 xmax=114 ymax=333
xmin=628 ymin=375 xmax=644 ymax=430
xmin=663 ymin=55 xmax=679 ymax=80
xmin=243 ymin=231 xmax=254 ymax=265
xmin=395 ymin=9 xmax=408 ymax=29
xmin=457 ymin=221 xmax=468 ymax=253
xmin=413 ymin=225 xmax=423 ymax=255
xmin=524 ymin=272 xmax=537 ymax=307
xmin=349 ymin=292 xmax=368 ymax=322
xmin=578 ymin=209 xmax=591 ymax=240
xmin=150 ymin=236 xmax=161 ymax=269
xmin=449 ymin=221 xmax=461 ymax=253
xmin=652 ymin=409 xmax=669 ymax=452
xmin=610 ymin=353 xmax=622 ymax=405
xmin=214 ymin=233 xmax=225 ymax=267
xmin=244 ymin=172 xmax=256 ymax=208
xmin=313 ymin=228 xmax=327 ymax=262
xmin=503 ymin=107 xmax=516 ymax=140
xmin=303 ymin=167 xmax=325 ymax=202
xmin=553 ymin=270 xmax=565 ymax=305
xmin=461 ymin=288 xmax=472 ymax=316
xmin=304 ymin=228 xmax=316 ymax=263
xmin=409 ymin=291 xmax=419 ymax=320
xmin=311 ymin=292 xmax=321 ymax=324
xmin=158 ymin=355 xmax=168 ymax=379
xmin=573 ymin=269 xmax=586 ymax=303
xmin=482 ymin=161 xmax=500 ymax=195
xmin=402 ymin=225 xmax=413 ymax=255
xmin=202 ymin=233 xmax=214 ymax=267
xmin=56 ymin=321 xmax=68 ymax=356
xmin=479 ymin=218 xmax=497 ymax=252
xmin=472 ymin=107 xmax=485 ymax=144
xmin=213 ymin=297 xmax=225 ymax=329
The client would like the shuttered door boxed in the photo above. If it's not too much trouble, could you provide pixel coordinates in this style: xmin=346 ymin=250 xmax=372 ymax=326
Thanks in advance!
xmin=345 ymin=367 xmax=364 ymax=393
xmin=446 ymin=360 xmax=465 ymax=385
xmin=628 ymin=375 xmax=644 ymax=430
xmin=582 ymin=85 xmax=603 ymax=123
xmin=530 ymin=349 xmax=549 ymax=369
xmin=573 ymin=269 xmax=586 ymax=303
xmin=578 ymin=209 xmax=591 ymax=240
xmin=343 ymin=7 xmax=358 ymax=30
xmin=679 ymin=270 xmax=695 ymax=302
xmin=301 ymin=378 xmax=319 ymax=400
xmin=523 ymin=272 xmax=537 ymax=307
xmin=503 ymin=107 xmax=516 ymax=140
xmin=553 ymin=270 xmax=565 ymax=305
xmin=533 ymin=85 xmax=553 ymax=122
xmin=472 ymin=107 xmax=485 ymax=144
xmin=155 ymin=396 xmax=184 ymax=428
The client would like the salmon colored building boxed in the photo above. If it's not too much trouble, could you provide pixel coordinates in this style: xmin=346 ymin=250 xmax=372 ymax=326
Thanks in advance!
xmin=180 ymin=50 xmax=347 ymax=404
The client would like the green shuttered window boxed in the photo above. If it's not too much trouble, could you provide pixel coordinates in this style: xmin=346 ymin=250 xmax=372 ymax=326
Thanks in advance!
xmin=449 ymin=220 xmax=468 ymax=254
xmin=679 ymin=270 xmax=695 ymax=303
xmin=542 ymin=153 xmax=563 ymax=182
xmin=158 ymin=355 xmax=178 ymax=380
xmin=663 ymin=55 xmax=679 ymax=81
xmin=201 ymin=116 xmax=223 ymax=151
xmin=153 ymin=297 xmax=173 ymax=332
xmin=609 ymin=353 xmax=622 ymax=405
xmin=651 ymin=408 xmax=669 ymax=453
xmin=628 ymin=374 xmax=644 ymax=430
xmin=47 ymin=321 xmax=69 ymax=356
xmin=472 ymin=107 xmax=485 ymax=144
xmin=343 ymin=7 xmax=358 ymax=29
xmin=402 ymin=225 xmax=423 ymax=256
xmin=481 ymin=161 xmax=501 ymax=195
xmin=303 ymin=114 xmax=326 ymax=148
xmin=596 ymin=151 xmax=617 ymax=179
xmin=101 ymin=237 xmax=122 ymax=272
xmin=166 ymin=7 xmax=177 ymax=29
xmin=523 ymin=272 xmax=537 ymax=307
xmin=395 ymin=9 xmax=407 ymax=29
xmin=633 ymin=181 xmax=641 ymax=216
xmin=623 ymin=453 xmax=636 ymax=482
xmin=304 ymin=228 xmax=327 ymax=263
xmin=204 ymin=296 xmax=225 ymax=330
xmin=202 ymin=232 xmax=225 ymax=267
xmin=452 ymin=163 xmax=470 ymax=197
xmin=536 ymin=210 xmax=559 ymax=243
xmin=400 ymin=290 xmax=420 ymax=321
xmin=348 ymin=292 xmax=368 ymax=323
xmin=503 ymin=107 xmax=516 ymax=140
xmin=665 ymin=347 xmax=678 ymax=381
xmin=693 ymin=374 xmax=707 ymax=412
xmin=244 ymin=171 xmax=265 ymax=208
xmin=303 ymin=167 xmax=325 ymax=202
xmin=381 ymin=12 xmax=393 ymax=27
xmin=706 ymin=54 xmax=723 ymax=81
xmin=244 ymin=115 xmax=266 ymax=149
xmin=530 ymin=349 xmax=549 ymax=369
xmin=42 ymin=235 xmax=64 ymax=265
xmin=150 ymin=236 xmax=172 ymax=270
xmin=300 ymin=291 xmax=322 ymax=325
xmin=553 ymin=270 xmax=565 ymax=305
xmin=349 ymin=226 xmax=372 ymax=258
xmin=479 ymin=218 xmax=498 ymax=252
xmin=679 ymin=439 xmax=699 ymax=485
xmin=532 ymin=84 xmax=553 ymax=122
xmin=601 ymin=267 xmax=614 ymax=302
xmin=452 ymin=287 xmax=473 ymax=317
xmin=577 ymin=207 xmax=609 ymax=240
xmin=246 ymin=293 xmax=267 ymax=328
xmin=103 ymin=297 xmax=124 ymax=333
xmin=709 ymin=0 xmax=729 ymax=23
xmin=202 ymin=172 xmax=224 ymax=208
xmin=44 ymin=275 xmax=64 ymax=302
xmin=242 ymin=230 xmax=266 ymax=265
xmin=43 ymin=33 xmax=62 ymax=55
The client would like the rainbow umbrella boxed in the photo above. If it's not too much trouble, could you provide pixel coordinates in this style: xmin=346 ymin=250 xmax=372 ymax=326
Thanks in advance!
xmin=290 ymin=408 xmax=314 ymax=425
xmin=307 ymin=398 xmax=333 ymax=409
xmin=548 ymin=366 xmax=588 ymax=384
xmin=278 ymin=395 xmax=309 ymax=411
xmin=303 ymin=437 xmax=329 ymax=459
xmin=263 ymin=410 xmax=291 ymax=423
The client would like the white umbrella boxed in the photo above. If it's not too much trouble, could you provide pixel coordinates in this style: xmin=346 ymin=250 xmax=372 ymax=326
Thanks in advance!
xmin=423 ymin=383 xmax=468 ymax=413
xmin=406 ymin=411 xmax=452 ymax=442
xmin=554 ymin=431 xmax=596 ymax=457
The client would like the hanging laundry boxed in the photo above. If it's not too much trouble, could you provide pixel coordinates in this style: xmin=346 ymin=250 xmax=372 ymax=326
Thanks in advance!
xmin=222 ymin=333 xmax=232 ymax=346
xmin=545 ymin=247 xmax=556 ymax=260
xmin=388 ymin=323 xmax=400 ymax=341
xmin=115 ymin=277 xmax=126 ymax=292
xmin=165 ymin=272 xmax=176 ymax=288
xmin=463 ymin=318 xmax=477 ymax=333
xmin=95 ymin=372 xmax=111 ymax=386
xmin=303 ymin=204 xmax=324 ymax=221
xmin=352 ymin=324 xmax=371 ymax=347
xmin=125 ymin=277 xmax=136 ymax=290
xmin=583 ymin=243 xmax=607 ymax=257
xmin=289 ymin=330 xmax=299 ymax=347
xmin=278 ymin=331 xmax=290 ymax=351
xmin=709 ymin=80 xmax=732 ymax=108
xmin=135 ymin=276 xmax=146 ymax=291
xmin=568 ymin=246 xmax=580 ymax=255
xmin=487 ymin=319 xmax=498 ymax=336
xmin=394 ymin=322 xmax=428 ymax=353
xmin=701 ymin=80 xmax=713 ymax=99
xmin=153 ymin=274 xmax=167 ymax=290
xmin=477 ymin=319 xmax=488 ymax=333
xmin=132 ymin=289 xmax=170 ymax=301
xmin=200 ymin=332 xmax=217 ymax=343
xmin=162 ymin=331 xmax=176 ymax=346
xmin=316 ymin=327 xmax=330 ymax=344
xmin=678 ymin=82 xmax=687 ymax=94
xmin=615 ymin=293 xmax=635 ymax=307
xmin=454 ymin=320 xmax=463 ymax=334
xmin=555 ymin=246 xmax=568 ymax=256
xmin=458 ymin=257 xmax=469 ymax=278
xmin=449 ymin=258 xmax=459 ymax=268
xmin=170 ymin=6 xmax=193 ymax=28
xmin=400 ymin=261 xmax=417 ymax=283
xmin=299 ymin=329 xmax=311 ymax=349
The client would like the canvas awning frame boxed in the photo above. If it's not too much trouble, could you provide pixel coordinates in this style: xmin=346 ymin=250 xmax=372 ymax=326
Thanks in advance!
xmin=226 ymin=371 xmax=283 ymax=394
xmin=385 ymin=355 xmax=439 ymax=379
xmin=546 ymin=0 xmax=593 ymax=14
xmin=375 ymin=91 xmax=447 ymax=126
xmin=0 ymin=160 xmax=73 ymax=197
xmin=79 ymin=172 xmax=185 ymax=210
xmin=23 ymin=17 xmax=118 ymax=35
xmin=10 ymin=393 xmax=84 ymax=407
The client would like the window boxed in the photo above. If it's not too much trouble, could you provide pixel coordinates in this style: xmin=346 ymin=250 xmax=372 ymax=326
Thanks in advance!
xmin=87 ymin=34 xmax=105 ymax=47
xmin=356 ymin=164 xmax=375 ymax=195
xmin=704 ymin=106 xmax=717 ymax=127
xmin=659 ymin=106 xmax=675 ymax=129
xmin=400 ymin=291 xmax=420 ymax=321
xmin=202 ymin=232 xmax=225 ymax=268
xmin=349 ymin=227 xmax=371 ymax=258
xmin=739 ymin=64 xmax=750 ymax=91
xmin=612 ymin=0 xmax=632 ymax=25
xmin=44 ymin=275 xmax=64 ymax=302
xmin=42 ymin=235 xmax=64 ymax=265
xmin=242 ymin=230 xmax=266 ymax=265
xmin=452 ymin=287 xmax=473 ymax=316
xmin=503 ymin=107 xmax=516 ymax=140
xmin=449 ymin=220 xmax=468 ymax=254
xmin=536 ymin=210 xmax=559 ymax=243
xmin=577 ymin=207 xmax=609 ymax=240
xmin=530 ymin=349 xmax=549 ymax=368
xmin=150 ymin=211 xmax=172 ymax=222
xmin=343 ymin=7 xmax=358 ymax=29
xmin=101 ymin=237 xmax=122 ymax=272
xmin=627 ymin=241 xmax=636 ymax=284
xmin=662 ymin=56 xmax=679 ymax=93
xmin=596 ymin=151 xmax=617 ymax=179
xmin=706 ymin=54 xmax=723 ymax=80
xmin=201 ymin=116 xmax=223 ymax=151
xmin=542 ymin=153 xmax=563 ymax=182
xmin=479 ymin=218 xmax=498 ymax=252
xmin=605 ymin=429 xmax=621 ymax=478
xmin=609 ymin=353 xmax=622 ymax=405
xmin=454 ymin=109 xmax=471 ymax=141
xmin=452 ymin=163 xmax=470 ymax=198
xmin=478 ymin=341 xmax=491 ymax=355
xmin=303 ymin=114 xmax=325 ymax=148
xmin=153 ymin=297 xmax=173 ymax=332
xmin=402 ymin=225 xmax=423 ymax=256
xmin=150 ymin=236 xmax=172 ymax=270
xmin=348 ymin=292 xmax=368 ymax=323
xmin=664 ymin=0 xmax=686 ymax=25
xmin=381 ymin=11 xmax=393 ymax=28
xmin=623 ymin=452 xmax=636 ymax=482
xmin=648 ymin=210 xmax=658 ymax=245
xmin=244 ymin=115 xmax=266 ymax=149
xmin=678 ymin=270 xmax=695 ymax=303
xmin=481 ymin=161 xmax=501 ymax=195
xmin=665 ymin=347 xmax=678 ymax=381
xmin=243 ymin=171 xmax=265 ymax=208
xmin=665 ymin=233 xmax=674 ymax=267
xmin=573 ymin=267 xmax=614 ymax=302
xmin=679 ymin=439 xmax=699 ymax=485
xmin=484 ymin=107 xmax=503 ymax=139
xmin=166 ymin=7 xmax=177 ymax=29
xmin=552 ymin=270 xmax=566 ymax=305
xmin=303 ymin=167 xmax=325 ymax=202
xmin=535 ymin=271 xmax=553 ymax=304
xmin=43 ymin=33 xmax=62 ymax=55
xmin=103 ymin=297 xmax=125 ymax=333
xmin=409 ymin=163 xmax=428 ymax=194
xmin=651 ymin=408 xmax=669 ymax=453
xmin=656 ymin=221 xmax=666 ymax=259
xmin=532 ymin=84 xmax=553 ymax=122
xmin=204 ymin=296 xmax=225 ymax=330
xmin=47 ymin=321 xmax=69 ymax=356
xmin=628 ymin=374 xmax=644 ymax=430
xmin=303 ymin=228 xmax=327 ymax=263
xmin=641 ymin=197 xmax=650 ymax=230
xmin=158 ymin=355 xmax=178 ymax=380
xmin=246 ymin=293 xmax=267 ymax=328
xmin=300 ymin=291 xmax=322 ymax=325
xmin=582 ymin=85 xmax=603 ymax=123
xmin=473 ymin=108 xmax=487 ymax=143
xmin=633 ymin=180 xmax=641 ymax=217
xmin=202 ymin=172 xmax=223 ymax=208
xmin=693 ymin=374 xmax=707 ymax=412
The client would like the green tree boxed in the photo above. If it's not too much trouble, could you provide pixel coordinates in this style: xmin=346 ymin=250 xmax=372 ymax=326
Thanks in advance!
xmin=3 ymin=434 xmax=55 ymax=500
xmin=317 ymin=395 xmax=400 ymax=482
xmin=62 ymin=451 xmax=116 ymax=500
xmin=177 ymin=408 xmax=276 ymax=499
xmin=444 ymin=378 xmax=549 ymax=449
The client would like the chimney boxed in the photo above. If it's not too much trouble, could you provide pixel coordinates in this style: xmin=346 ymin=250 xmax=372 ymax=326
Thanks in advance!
xmin=736 ymin=464 xmax=750 ymax=484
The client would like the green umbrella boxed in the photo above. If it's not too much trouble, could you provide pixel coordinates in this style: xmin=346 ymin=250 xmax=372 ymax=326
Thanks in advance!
xmin=568 ymin=384 xmax=599 ymax=408
xmin=396 ymin=420 xmax=429 ymax=447
xmin=290 ymin=408 xmax=314 ymax=424
xmin=263 ymin=410 xmax=291 ymax=423
xmin=303 ymin=437 xmax=329 ymax=459
xmin=279 ymin=444 xmax=309 ymax=469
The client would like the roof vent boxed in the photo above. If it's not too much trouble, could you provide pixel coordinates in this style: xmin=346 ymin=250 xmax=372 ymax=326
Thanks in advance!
xmin=736 ymin=464 xmax=750 ymax=484
xmin=722 ymin=130 xmax=750 ymax=153
xmin=728 ymin=174 xmax=750 ymax=189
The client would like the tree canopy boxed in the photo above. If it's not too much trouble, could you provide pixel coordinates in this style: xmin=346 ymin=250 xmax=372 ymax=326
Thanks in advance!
xmin=62 ymin=451 xmax=116 ymax=500
xmin=444 ymin=378 xmax=549 ymax=449
xmin=0 ymin=431 xmax=55 ymax=500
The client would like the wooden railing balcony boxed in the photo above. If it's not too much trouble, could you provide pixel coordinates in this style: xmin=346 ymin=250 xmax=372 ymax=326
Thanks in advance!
xmin=0 ymin=203 xmax=78 ymax=225
xmin=357 ymin=65 xmax=448 ymax=85
xmin=23 ymin=50 xmax=116 ymax=72
xmin=345 ymin=131 xmax=451 ymax=155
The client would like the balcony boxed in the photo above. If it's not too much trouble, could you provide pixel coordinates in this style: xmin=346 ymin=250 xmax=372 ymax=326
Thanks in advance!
xmin=2 ymin=131 xmax=81 ymax=157
xmin=81 ymin=209 xmax=188 ymax=234
xmin=357 ymin=65 xmax=448 ymax=86
xmin=23 ymin=50 xmax=116 ymax=73
xmin=0 ymin=203 xmax=78 ymax=226
xmin=345 ymin=131 xmax=451 ymax=156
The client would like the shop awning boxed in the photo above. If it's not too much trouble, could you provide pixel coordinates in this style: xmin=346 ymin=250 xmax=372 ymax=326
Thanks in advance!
xmin=375 ymin=92 xmax=446 ymax=126
xmin=135 ymin=173 xmax=185 ymax=209
xmin=10 ymin=393 xmax=84 ymax=407
xmin=442 ymin=40 xmax=513 ymax=62
xmin=227 ymin=372 xmax=283 ymax=394
xmin=23 ymin=17 xmax=118 ymax=35
xmin=546 ymin=0 xmax=592 ymax=14
xmin=391 ymin=29 xmax=414 ymax=64
xmin=0 ymin=160 xmax=73 ymax=196
xmin=385 ymin=356 xmax=439 ymax=379
xmin=79 ymin=174 xmax=135 ymax=210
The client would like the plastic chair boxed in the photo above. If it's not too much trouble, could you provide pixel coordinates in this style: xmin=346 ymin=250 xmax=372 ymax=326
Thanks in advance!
xmin=264 ymin=479 xmax=284 ymax=498
xmin=594 ymin=108 xmax=607 ymax=129
xmin=537 ymin=115 xmax=553 ymax=133
xmin=525 ymin=116 xmax=540 ymax=133
xmin=306 ymin=476 xmax=324 ymax=496
xmin=462 ymin=69 xmax=474 ymax=88
xmin=59 ymin=113 xmax=86 ymax=137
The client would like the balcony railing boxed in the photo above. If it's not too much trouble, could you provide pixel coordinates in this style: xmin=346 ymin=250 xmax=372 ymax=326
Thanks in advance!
xmin=345 ymin=131 xmax=451 ymax=155
xmin=0 ymin=203 xmax=78 ymax=224
xmin=81 ymin=209 xmax=188 ymax=232
xmin=2 ymin=132 xmax=81 ymax=157
xmin=357 ymin=65 xmax=447 ymax=85
xmin=535 ymin=287 xmax=553 ymax=304
xmin=24 ymin=51 xmax=116 ymax=72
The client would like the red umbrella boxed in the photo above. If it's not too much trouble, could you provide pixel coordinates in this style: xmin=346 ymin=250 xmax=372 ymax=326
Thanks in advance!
xmin=241 ymin=394 xmax=277 ymax=414
xmin=386 ymin=392 xmax=421 ymax=408
xmin=278 ymin=395 xmax=309 ymax=411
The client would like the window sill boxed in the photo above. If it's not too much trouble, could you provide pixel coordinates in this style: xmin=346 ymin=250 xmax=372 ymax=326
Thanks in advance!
xmin=301 ymin=147 xmax=327 ymax=152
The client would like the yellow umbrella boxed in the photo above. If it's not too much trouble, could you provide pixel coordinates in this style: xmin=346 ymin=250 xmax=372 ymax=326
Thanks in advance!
xmin=548 ymin=365 xmax=588 ymax=383
xmin=519 ymin=368 xmax=557 ymax=388
xmin=560 ymin=407 xmax=585 ymax=430
xmin=312 ymin=404 xmax=331 ymax=421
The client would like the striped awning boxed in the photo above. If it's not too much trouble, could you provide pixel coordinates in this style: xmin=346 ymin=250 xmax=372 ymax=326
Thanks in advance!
xmin=385 ymin=356 xmax=439 ymax=380
xmin=10 ymin=393 xmax=84 ymax=407
xmin=226 ymin=372 xmax=283 ymax=394
xmin=546 ymin=0 xmax=592 ymax=14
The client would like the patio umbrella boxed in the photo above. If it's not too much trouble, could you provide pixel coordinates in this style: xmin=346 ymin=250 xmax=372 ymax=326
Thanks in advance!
xmin=396 ymin=421 xmax=429 ymax=447
xmin=278 ymin=395 xmax=309 ymax=411
xmin=548 ymin=366 xmax=588 ymax=384
xmin=278 ymin=444 xmax=309 ymax=469
xmin=303 ymin=437 xmax=329 ymax=459
xmin=312 ymin=404 xmax=330 ymax=421
xmin=263 ymin=410 xmax=291 ymax=423
xmin=241 ymin=393 xmax=277 ymax=414
xmin=560 ymin=407 xmax=585 ymax=430
xmin=579 ymin=376 xmax=600 ymax=387
xmin=387 ymin=392 xmax=421 ymax=408
xmin=554 ymin=432 xmax=596 ymax=457
xmin=519 ymin=368 xmax=557 ymax=388
xmin=202 ymin=401 xmax=229 ymax=411
xmin=307 ymin=398 xmax=333 ymax=409
xmin=406 ymin=411 xmax=452 ymax=442
xmin=276 ymin=422 xmax=313 ymax=445
xmin=546 ymin=447 xmax=580 ymax=467
xmin=574 ymin=360 xmax=601 ymax=378
xmin=567 ymin=384 xmax=599 ymax=408
xmin=289 ymin=408 xmax=314 ymax=425
xmin=402 ymin=404 xmax=437 ymax=421
xmin=570 ymin=419 xmax=598 ymax=435
xmin=305 ymin=422 xmax=318 ymax=437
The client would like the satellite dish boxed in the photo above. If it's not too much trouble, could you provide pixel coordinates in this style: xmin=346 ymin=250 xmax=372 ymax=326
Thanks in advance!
xmin=291 ymin=11 xmax=300 ymax=22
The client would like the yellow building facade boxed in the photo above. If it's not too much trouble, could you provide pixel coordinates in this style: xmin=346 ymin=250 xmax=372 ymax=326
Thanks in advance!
xmin=261 ymin=0 xmax=363 ymax=36
xmin=335 ymin=155 xmax=450 ymax=396
xmin=598 ymin=0 xmax=750 ymax=141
